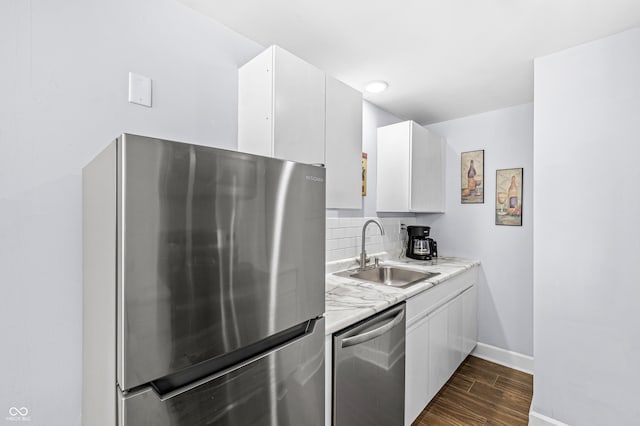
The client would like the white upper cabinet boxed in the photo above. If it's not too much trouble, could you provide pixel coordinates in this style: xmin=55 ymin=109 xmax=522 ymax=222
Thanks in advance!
xmin=238 ymin=45 xmax=325 ymax=165
xmin=376 ymin=121 xmax=445 ymax=213
xmin=325 ymin=75 xmax=362 ymax=209
xmin=238 ymin=45 xmax=363 ymax=209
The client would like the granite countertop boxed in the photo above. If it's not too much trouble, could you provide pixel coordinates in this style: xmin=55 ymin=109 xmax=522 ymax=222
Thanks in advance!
xmin=325 ymin=256 xmax=480 ymax=335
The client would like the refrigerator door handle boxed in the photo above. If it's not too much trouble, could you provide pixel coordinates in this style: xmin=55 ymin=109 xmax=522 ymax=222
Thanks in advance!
xmin=148 ymin=318 xmax=317 ymax=401
xmin=341 ymin=308 xmax=405 ymax=348
xmin=155 ymin=355 xmax=258 ymax=401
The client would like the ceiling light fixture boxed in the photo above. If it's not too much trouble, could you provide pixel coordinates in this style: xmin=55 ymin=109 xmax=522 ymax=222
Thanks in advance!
xmin=365 ymin=80 xmax=389 ymax=93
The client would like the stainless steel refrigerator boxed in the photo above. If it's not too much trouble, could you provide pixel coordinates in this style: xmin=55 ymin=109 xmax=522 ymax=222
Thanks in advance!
xmin=82 ymin=134 xmax=325 ymax=426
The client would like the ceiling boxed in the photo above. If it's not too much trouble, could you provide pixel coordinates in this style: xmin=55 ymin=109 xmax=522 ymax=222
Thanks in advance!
xmin=179 ymin=0 xmax=640 ymax=124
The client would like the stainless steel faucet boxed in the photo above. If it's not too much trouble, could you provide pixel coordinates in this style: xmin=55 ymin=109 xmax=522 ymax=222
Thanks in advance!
xmin=358 ymin=219 xmax=385 ymax=269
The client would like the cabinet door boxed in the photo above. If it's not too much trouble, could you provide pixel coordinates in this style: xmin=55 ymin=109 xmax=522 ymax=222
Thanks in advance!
xmin=325 ymin=76 xmax=362 ymax=209
xmin=410 ymin=123 xmax=445 ymax=212
xmin=273 ymin=46 xmax=325 ymax=165
xmin=427 ymin=303 xmax=449 ymax=402
xmin=462 ymin=285 xmax=478 ymax=357
xmin=377 ymin=121 xmax=445 ymax=213
xmin=377 ymin=122 xmax=411 ymax=212
xmin=448 ymin=294 xmax=464 ymax=369
xmin=238 ymin=48 xmax=274 ymax=157
xmin=405 ymin=317 xmax=429 ymax=426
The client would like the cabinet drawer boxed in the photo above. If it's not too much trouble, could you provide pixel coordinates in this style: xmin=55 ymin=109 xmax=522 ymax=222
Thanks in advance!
xmin=406 ymin=267 xmax=477 ymax=326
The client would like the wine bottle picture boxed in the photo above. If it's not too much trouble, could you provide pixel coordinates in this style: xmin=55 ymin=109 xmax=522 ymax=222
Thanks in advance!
xmin=461 ymin=150 xmax=484 ymax=204
xmin=496 ymin=168 xmax=523 ymax=226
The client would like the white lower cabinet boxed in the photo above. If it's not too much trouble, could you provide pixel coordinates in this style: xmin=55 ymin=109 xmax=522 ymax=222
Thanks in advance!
xmin=448 ymin=294 xmax=464 ymax=368
xmin=426 ymin=303 xmax=450 ymax=404
xmin=462 ymin=285 xmax=478 ymax=356
xmin=404 ymin=267 xmax=478 ymax=426
xmin=405 ymin=316 xmax=429 ymax=423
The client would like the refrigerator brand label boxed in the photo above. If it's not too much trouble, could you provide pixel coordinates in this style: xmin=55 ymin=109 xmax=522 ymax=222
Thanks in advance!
xmin=305 ymin=175 xmax=324 ymax=182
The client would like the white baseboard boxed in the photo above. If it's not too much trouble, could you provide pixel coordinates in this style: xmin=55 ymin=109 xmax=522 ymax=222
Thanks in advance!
xmin=529 ymin=411 xmax=569 ymax=426
xmin=471 ymin=342 xmax=534 ymax=374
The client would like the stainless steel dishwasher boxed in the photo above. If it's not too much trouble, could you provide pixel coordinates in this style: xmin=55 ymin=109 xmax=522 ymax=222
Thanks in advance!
xmin=333 ymin=302 xmax=406 ymax=426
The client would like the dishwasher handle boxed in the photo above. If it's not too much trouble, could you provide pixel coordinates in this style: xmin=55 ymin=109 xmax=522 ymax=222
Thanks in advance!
xmin=341 ymin=307 xmax=405 ymax=348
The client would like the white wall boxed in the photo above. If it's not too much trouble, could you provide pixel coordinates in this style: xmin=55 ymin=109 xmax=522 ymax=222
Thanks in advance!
xmin=0 ymin=0 xmax=262 ymax=424
xmin=533 ymin=28 xmax=640 ymax=425
xmin=418 ymin=104 xmax=534 ymax=356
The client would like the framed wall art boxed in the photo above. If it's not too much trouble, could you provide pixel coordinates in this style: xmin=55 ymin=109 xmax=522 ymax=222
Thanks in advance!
xmin=362 ymin=152 xmax=368 ymax=196
xmin=496 ymin=168 xmax=523 ymax=226
xmin=461 ymin=150 xmax=484 ymax=204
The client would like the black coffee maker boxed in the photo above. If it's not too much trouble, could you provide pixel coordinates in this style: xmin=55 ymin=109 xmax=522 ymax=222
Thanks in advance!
xmin=406 ymin=225 xmax=438 ymax=260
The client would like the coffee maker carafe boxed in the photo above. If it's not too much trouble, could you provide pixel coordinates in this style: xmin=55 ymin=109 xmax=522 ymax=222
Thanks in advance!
xmin=406 ymin=225 xmax=437 ymax=260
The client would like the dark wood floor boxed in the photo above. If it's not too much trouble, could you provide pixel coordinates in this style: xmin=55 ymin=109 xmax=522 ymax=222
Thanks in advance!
xmin=412 ymin=355 xmax=533 ymax=426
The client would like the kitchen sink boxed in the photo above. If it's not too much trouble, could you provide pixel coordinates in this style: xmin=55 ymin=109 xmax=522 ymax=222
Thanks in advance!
xmin=335 ymin=265 xmax=439 ymax=288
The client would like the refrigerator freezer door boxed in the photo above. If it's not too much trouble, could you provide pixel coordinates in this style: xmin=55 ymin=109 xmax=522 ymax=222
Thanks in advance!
xmin=118 ymin=318 xmax=325 ymax=426
xmin=117 ymin=134 xmax=325 ymax=390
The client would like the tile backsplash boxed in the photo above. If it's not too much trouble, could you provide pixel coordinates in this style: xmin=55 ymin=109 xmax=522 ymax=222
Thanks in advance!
xmin=325 ymin=216 xmax=418 ymax=263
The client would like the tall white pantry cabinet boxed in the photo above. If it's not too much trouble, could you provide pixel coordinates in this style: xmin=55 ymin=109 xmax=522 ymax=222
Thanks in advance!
xmin=238 ymin=45 xmax=362 ymax=209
